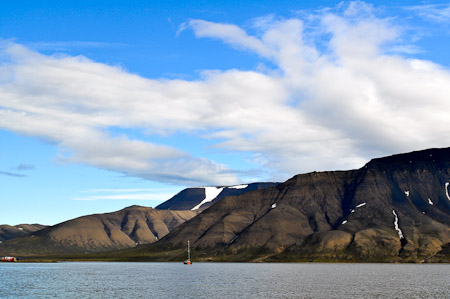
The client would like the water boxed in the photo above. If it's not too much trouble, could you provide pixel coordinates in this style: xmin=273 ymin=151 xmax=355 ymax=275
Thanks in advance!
xmin=0 ymin=262 xmax=448 ymax=298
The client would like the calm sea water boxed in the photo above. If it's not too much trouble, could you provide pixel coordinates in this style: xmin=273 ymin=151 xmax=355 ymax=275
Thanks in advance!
xmin=0 ymin=262 xmax=448 ymax=298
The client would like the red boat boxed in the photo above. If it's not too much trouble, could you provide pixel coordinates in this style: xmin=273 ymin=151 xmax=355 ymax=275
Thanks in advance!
xmin=1 ymin=256 xmax=17 ymax=262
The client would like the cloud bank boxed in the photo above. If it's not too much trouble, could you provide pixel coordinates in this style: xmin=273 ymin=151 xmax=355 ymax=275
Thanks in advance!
xmin=1 ymin=2 xmax=450 ymax=186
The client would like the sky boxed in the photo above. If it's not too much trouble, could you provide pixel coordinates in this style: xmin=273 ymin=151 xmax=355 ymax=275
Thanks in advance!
xmin=1 ymin=0 xmax=450 ymax=225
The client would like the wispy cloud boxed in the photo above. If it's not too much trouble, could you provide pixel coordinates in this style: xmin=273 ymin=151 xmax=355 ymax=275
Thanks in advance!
xmin=73 ymin=188 xmax=175 ymax=201
xmin=0 ymin=171 xmax=26 ymax=177
xmin=83 ymin=188 xmax=160 ymax=193
xmin=16 ymin=163 xmax=35 ymax=171
xmin=1 ymin=2 xmax=450 ymax=186
xmin=28 ymin=41 xmax=127 ymax=51
xmin=408 ymin=3 xmax=450 ymax=23
xmin=186 ymin=19 xmax=276 ymax=58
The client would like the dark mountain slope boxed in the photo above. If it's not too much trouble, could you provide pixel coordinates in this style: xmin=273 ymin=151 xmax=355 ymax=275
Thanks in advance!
xmin=0 ymin=206 xmax=197 ymax=256
xmin=0 ymin=224 xmax=47 ymax=242
xmin=156 ymin=183 xmax=279 ymax=211
xmin=122 ymin=147 xmax=450 ymax=262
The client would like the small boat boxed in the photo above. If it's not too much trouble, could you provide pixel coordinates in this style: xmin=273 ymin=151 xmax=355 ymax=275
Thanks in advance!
xmin=1 ymin=256 xmax=17 ymax=262
xmin=183 ymin=240 xmax=192 ymax=265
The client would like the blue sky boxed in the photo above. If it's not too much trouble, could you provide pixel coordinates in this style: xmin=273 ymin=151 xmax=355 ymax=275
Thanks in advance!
xmin=1 ymin=1 xmax=450 ymax=225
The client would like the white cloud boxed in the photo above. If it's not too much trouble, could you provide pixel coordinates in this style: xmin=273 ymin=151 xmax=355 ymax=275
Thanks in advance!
xmin=1 ymin=2 xmax=450 ymax=186
xmin=0 ymin=44 xmax=240 ymax=186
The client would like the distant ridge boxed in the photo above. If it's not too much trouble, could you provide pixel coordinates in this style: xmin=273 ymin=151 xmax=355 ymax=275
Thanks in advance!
xmin=0 ymin=224 xmax=47 ymax=242
xmin=156 ymin=182 xmax=279 ymax=211
xmin=0 ymin=206 xmax=197 ymax=256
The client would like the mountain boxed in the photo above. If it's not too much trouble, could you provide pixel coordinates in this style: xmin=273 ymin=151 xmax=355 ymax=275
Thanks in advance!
xmin=155 ymin=183 xmax=279 ymax=211
xmin=0 ymin=224 xmax=47 ymax=242
xmin=0 ymin=183 xmax=277 ymax=257
xmin=0 ymin=206 xmax=197 ymax=256
xmin=116 ymin=147 xmax=450 ymax=263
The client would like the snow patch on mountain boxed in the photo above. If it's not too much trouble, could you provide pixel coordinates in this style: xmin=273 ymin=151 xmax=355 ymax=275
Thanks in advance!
xmin=392 ymin=210 xmax=404 ymax=240
xmin=191 ymin=187 xmax=224 ymax=210
xmin=445 ymin=183 xmax=450 ymax=201
xmin=229 ymin=184 xmax=248 ymax=189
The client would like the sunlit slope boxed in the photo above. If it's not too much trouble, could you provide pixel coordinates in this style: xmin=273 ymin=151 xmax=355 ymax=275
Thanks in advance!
xmin=0 ymin=206 xmax=197 ymax=256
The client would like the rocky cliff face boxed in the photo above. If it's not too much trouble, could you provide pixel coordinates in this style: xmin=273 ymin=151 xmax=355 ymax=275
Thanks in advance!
xmin=0 ymin=206 xmax=197 ymax=256
xmin=145 ymin=148 xmax=450 ymax=262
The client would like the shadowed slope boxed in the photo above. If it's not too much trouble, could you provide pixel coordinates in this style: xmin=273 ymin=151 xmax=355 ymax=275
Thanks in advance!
xmin=156 ymin=183 xmax=279 ymax=211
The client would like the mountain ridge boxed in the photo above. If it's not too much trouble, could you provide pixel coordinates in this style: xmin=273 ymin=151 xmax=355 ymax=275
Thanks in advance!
xmin=114 ymin=147 xmax=450 ymax=263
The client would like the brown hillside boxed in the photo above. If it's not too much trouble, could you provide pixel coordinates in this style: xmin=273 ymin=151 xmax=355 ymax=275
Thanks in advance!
xmin=0 ymin=206 xmax=197 ymax=256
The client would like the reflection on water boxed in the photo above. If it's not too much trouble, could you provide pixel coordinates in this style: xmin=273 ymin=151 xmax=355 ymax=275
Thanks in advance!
xmin=0 ymin=262 xmax=448 ymax=298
